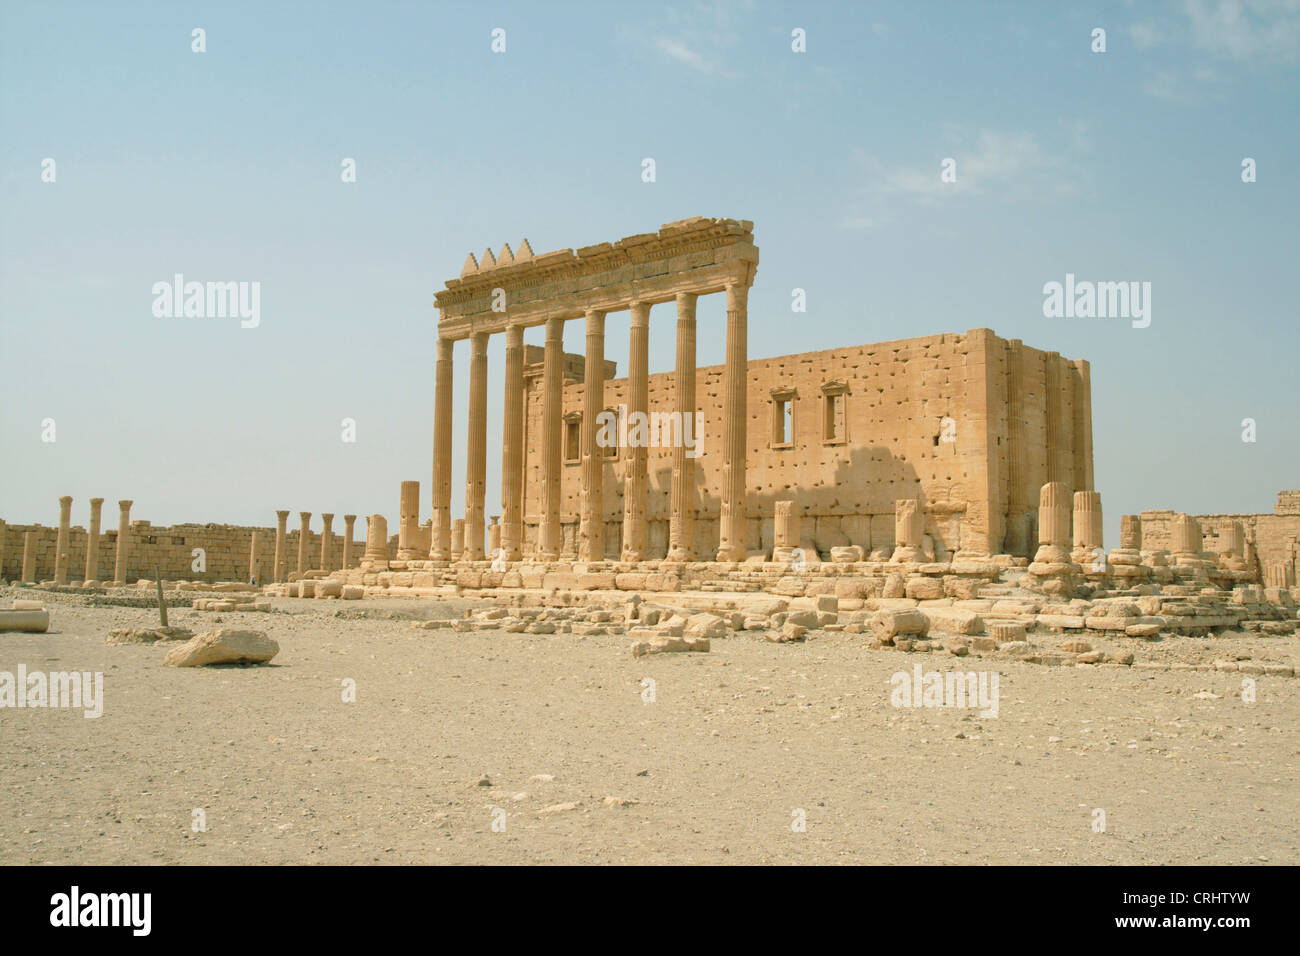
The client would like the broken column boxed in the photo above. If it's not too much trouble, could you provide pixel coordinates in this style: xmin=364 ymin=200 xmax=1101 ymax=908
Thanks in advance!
xmin=397 ymin=481 xmax=421 ymax=560
xmin=1028 ymin=482 xmax=1076 ymax=595
xmin=84 ymin=498 xmax=104 ymax=584
xmin=1109 ymin=514 xmax=1150 ymax=582
xmin=54 ymin=495 xmax=72 ymax=584
xmin=773 ymin=500 xmax=800 ymax=562
xmin=248 ymin=531 xmax=261 ymax=584
xmin=296 ymin=512 xmax=312 ymax=576
xmin=22 ymin=531 xmax=35 ymax=584
xmin=363 ymin=514 xmax=389 ymax=567
xmin=1170 ymin=513 xmax=1213 ymax=570
xmin=1070 ymin=490 xmax=1104 ymax=571
xmin=342 ymin=514 xmax=356 ymax=569
xmin=273 ymin=510 xmax=289 ymax=583
xmin=1218 ymin=520 xmax=1247 ymax=572
xmin=451 ymin=518 xmax=465 ymax=563
xmin=113 ymin=500 xmax=132 ymax=584
xmin=890 ymin=498 xmax=925 ymax=563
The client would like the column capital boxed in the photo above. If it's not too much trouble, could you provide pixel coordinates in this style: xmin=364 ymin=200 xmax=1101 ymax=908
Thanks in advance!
xmin=436 ymin=336 xmax=454 ymax=360
xmin=299 ymin=511 xmax=312 ymax=523
xmin=321 ymin=512 xmax=335 ymax=522
xmin=59 ymin=495 xmax=73 ymax=506
xmin=344 ymin=514 xmax=357 ymax=522
xmin=89 ymin=497 xmax=105 ymax=507
xmin=470 ymin=329 xmax=489 ymax=351
xmin=628 ymin=300 xmax=650 ymax=325
xmin=118 ymin=499 xmax=133 ymax=510
xmin=545 ymin=314 xmax=565 ymax=339
xmin=505 ymin=322 xmax=524 ymax=347
xmin=276 ymin=509 xmax=290 ymax=520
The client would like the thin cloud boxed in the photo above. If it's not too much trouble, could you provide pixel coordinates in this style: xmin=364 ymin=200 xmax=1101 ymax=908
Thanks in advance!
xmin=1182 ymin=0 xmax=1300 ymax=61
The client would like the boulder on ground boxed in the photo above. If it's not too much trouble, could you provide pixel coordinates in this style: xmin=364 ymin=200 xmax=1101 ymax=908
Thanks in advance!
xmin=869 ymin=608 xmax=930 ymax=644
xmin=163 ymin=628 xmax=279 ymax=667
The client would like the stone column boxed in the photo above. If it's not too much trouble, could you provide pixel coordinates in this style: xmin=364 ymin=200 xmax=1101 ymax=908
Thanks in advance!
xmin=451 ymin=518 xmax=465 ymax=563
xmin=22 ymin=531 xmax=35 ymax=584
xmin=84 ymin=498 xmax=104 ymax=583
xmin=667 ymin=292 xmax=698 ymax=562
xmin=579 ymin=309 xmax=606 ymax=562
xmin=320 ymin=513 xmax=334 ymax=570
xmin=1071 ymin=491 xmax=1103 ymax=566
xmin=431 ymin=336 xmax=454 ymax=560
xmin=539 ymin=316 xmax=564 ymax=559
xmin=342 ymin=515 xmax=357 ymax=569
xmin=501 ymin=323 xmax=525 ymax=561
xmin=622 ymin=302 xmax=650 ymax=562
xmin=113 ymin=500 xmax=133 ymax=584
xmin=397 ymin=481 xmax=421 ymax=560
xmin=1219 ymin=520 xmax=1247 ymax=571
xmin=890 ymin=498 xmax=925 ymax=563
xmin=717 ymin=281 xmax=749 ymax=562
xmin=773 ymin=500 xmax=800 ymax=560
xmin=363 ymin=514 xmax=389 ymax=565
xmin=0 ymin=519 xmax=5 ymax=582
xmin=248 ymin=531 xmax=260 ymax=584
xmin=296 ymin=512 xmax=312 ymax=575
xmin=273 ymin=510 xmax=289 ymax=582
xmin=1108 ymin=514 xmax=1148 ymax=581
xmin=54 ymin=495 xmax=72 ymax=584
xmin=488 ymin=516 xmax=501 ymax=557
xmin=1170 ymin=513 xmax=1211 ymax=568
xmin=1032 ymin=482 xmax=1072 ymax=565
xmin=465 ymin=331 xmax=489 ymax=561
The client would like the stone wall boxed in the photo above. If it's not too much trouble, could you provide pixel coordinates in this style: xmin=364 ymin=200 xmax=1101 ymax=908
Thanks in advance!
xmin=519 ymin=328 xmax=1091 ymax=559
xmin=0 ymin=520 xmax=363 ymax=584
xmin=1142 ymin=492 xmax=1300 ymax=575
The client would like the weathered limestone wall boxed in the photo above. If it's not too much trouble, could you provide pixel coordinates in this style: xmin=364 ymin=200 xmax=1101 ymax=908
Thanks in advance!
xmin=519 ymin=328 xmax=1091 ymax=559
xmin=0 ymin=521 xmax=363 ymax=584
xmin=1142 ymin=492 xmax=1300 ymax=574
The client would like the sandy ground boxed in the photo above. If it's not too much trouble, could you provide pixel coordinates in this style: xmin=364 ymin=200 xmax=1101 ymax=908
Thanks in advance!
xmin=2 ymin=586 xmax=1296 ymax=865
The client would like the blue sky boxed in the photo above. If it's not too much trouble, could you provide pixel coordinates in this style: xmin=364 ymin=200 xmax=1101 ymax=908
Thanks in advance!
xmin=2 ymin=0 xmax=1297 ymax=549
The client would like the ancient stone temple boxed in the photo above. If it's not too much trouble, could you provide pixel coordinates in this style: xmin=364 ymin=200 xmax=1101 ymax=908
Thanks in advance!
xmin=428 ymin=216 xmax=1093 ymax=564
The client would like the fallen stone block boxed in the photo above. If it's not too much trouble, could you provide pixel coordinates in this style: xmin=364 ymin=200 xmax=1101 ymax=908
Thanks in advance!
xmin=869 ymin=608 xmax=930 ymax=645
xmin=0 ymin=609 xmax=50 ymax=633
xmin=107 ymin=626 xmax=193 ymax=645
xmin=163 ymin=628 xmax=279 ymax=667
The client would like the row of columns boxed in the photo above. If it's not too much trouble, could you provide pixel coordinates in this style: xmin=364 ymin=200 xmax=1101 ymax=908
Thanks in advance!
xmin=271 ymin=511 xmax=357 ymax=583
xmin=431 ymin=282 xmax=750 ymax=564
xmin=9 ymin=498 xmax=132 ymax=585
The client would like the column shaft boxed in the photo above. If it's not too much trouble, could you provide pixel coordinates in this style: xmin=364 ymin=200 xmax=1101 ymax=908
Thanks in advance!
xmin=501 ymin=324 xmax=525 ymax=561
xmin=717 ymin=282 xmax=749 ymax=561
xmin=273 ymin=510 xmax=289 ymax=582
xmin=667 ymin=293 xmax=697 ymax=561
xmin=85 ymin=498 xmax=105 ymax=583
xmin=622 ymin=302 xmax=650 ymax=561
xmin=465 ymin=331 xmax=489 ymax=561
xmin=579 ymin=309 xmax=606 ymax=561
xmin=342 ymin=515 xmax=356 ymax=569
xmin=430 ymin=336 xmax=454 ymax=560
xmin=114 ymin=500 xmax=133 ymax=584
xmin=539 ymin=316 xmax=564 ymax=559
xmin=54 ymin=495 xmax=72 ymax=584
xmin=296 ymin=512 xmax=312 ymax=575
xmin=320 ymin=513 xmax=335 ymax=570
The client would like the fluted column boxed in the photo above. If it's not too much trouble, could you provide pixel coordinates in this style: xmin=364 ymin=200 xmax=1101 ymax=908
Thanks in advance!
xmin=430 ymin=336 xmax=454 ymax=560
xmin=1071 ymin=491 xmax=1103 ymax=565
xmin=1032 ymin=482 xmax=1072 ymax=564
xmin=539 ymin=316 xmax=564 ymax=559
xmin=364 ymin=514 xmax=389 ymax=564
xmin=579 ymin=309 xmax=606 ymax=562
xmin=342 ymin=514 xmax=357 ymax=569
xmin=501 ymin=323 xmax=525 ymax=561
xmin=451 ymin=518 xmax=465 ymax=562
xmin=320 ymin=513 xmax=334 ymax=570
xmin=465 ymin=331 xmax=489 ymax=561
xmin=667 ymin=292 xmax=697 ymax=562
xmin=622 ymin=302 xmax=650 ymax=562
xmin=296 ymin=512 xmax=312 ymax=575
xmin=717 ymin=281 xmax=749 ymax=561
xmin=84 ymin=497 xmax=104 ymax=583
xmin=22 ymin=531 xmax=35 ymax=584
xmin=273 ymin=510 xmax=289 ymax=582
xmin=113 ymin=500 xmax=132 ymax=584
xmin=890 ymin=498 xmax=925 ymax=563
xmin=54 ymin=495 xmax=72 ymax=584
xmin=398 ymin=481 xmax=421 ymax=560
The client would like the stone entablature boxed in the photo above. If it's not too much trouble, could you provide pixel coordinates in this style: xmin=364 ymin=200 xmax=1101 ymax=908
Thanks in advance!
xmin=435 ymin=217 xmax=758 ymax=337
